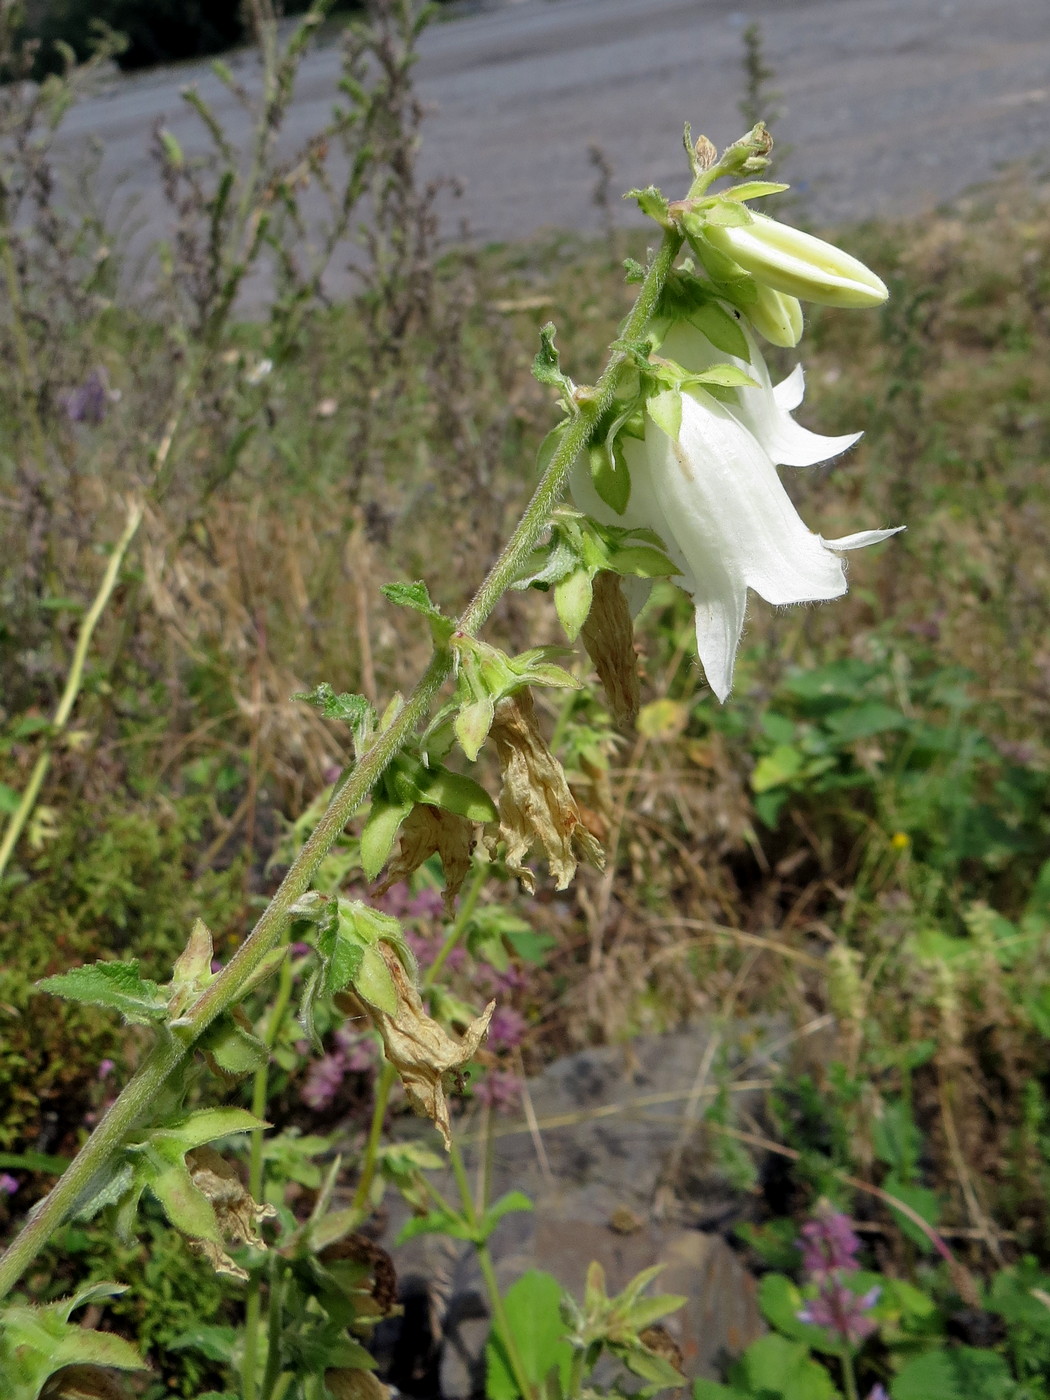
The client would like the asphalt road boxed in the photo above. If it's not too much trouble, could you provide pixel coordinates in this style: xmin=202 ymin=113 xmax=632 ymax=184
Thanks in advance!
xmin=60 ymin=0 xmax=1050 ymax=265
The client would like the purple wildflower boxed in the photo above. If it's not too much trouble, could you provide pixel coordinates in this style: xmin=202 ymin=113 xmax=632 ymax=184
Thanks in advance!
xmin=487 ymin=1006 xmax=526 ymax=1052
xmin=0 ymin=1173 xmax=18 ymax=1196
xmin=799 ymin=1203 xmax=862 ymax=1275
xmin=478 ymin=963 xmax=527 ymax=997
xmin=97 ymin=1058 xmax=115 ymax=1081
xmin=301 ymin=1051 xmax=347 ymax=1111
xmin=867 ymin=1387 xmax=889 ymax=1400
xmin=62 ymin=368 xmax=113 ymax=425
xmin=333 ymin=1026 xmax=378 ymax=1073
xmin=798 ymin=1277 xmax=880 ymax=1346
xmin=408 ymin=888 xmax=444 ymax=921
xmin=474 ymin=1069 xmax=523 ymax=1114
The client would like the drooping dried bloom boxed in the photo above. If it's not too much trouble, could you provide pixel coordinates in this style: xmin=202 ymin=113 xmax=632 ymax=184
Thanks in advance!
xmin=354 ymin=943 xmax=493 ymax=1149
xmin=185 ymin=1146 xmax=277 ymax=1280
xmin=325 ymin=1370 xmax=391 ymax=1400
xmin=488 ymin=689 xmax=604 ymax=891
xmin=374 ymin=804 xmax=474 ymax=915
xmin=580 ymin=570 xmax=641 ymax=729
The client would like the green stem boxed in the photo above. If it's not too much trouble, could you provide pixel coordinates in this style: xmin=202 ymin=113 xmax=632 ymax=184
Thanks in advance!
xmin=242 ymin=943 xmax=296 ymax=1400
xmin=0 ymin=221 xmax=683 ymax=1302
xmin=422 ymin=860 xmax=487 ymax=991
xmin=350 ymin=1061 xmax=397 ymax=1215
xmin=0 ymin=500 xmax=145 ymax=884
xmin=447 ymin=1136 xmax=535 ymax=1400
xmin=841 ymin=1348 xmax=860 ymax=1400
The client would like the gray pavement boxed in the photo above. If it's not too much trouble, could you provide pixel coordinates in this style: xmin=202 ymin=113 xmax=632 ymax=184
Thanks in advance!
xmin=57 ymin=0 xmax=1050 ymax=270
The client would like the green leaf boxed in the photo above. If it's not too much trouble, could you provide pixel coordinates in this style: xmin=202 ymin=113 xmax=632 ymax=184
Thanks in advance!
xmin=723 ymin=180 xmax=791 ymax=201
xmin=477 ymin=1190 xmax=534 ymax=1242
xmin=751 ymin=745 xmax=805 ymax=793
xmin=361 ymin=798 xmax=413 ymax=881
xmin=293 ymin=682 xmax=375 ymax=741
xmin=318 ymin=923 xmax=364 ymax=997
xmin=701 ymin=199 xmax=753 ymax=228
xmin=532 ymin=322 xmax=569 ymax=389
xmin=381 ymin=579 xmax=442 ymax=618
xmin=686 ymin=301 xmax=750 ymax=359
xmin=609 ymin=544 xmax=677 ymax=578
xmin=891 ymin=1347 xmax=1014 ymax=1400
xmin=201 ymin=1018 xmax=269 ymax=1076
xmin=413 ymin=766 xmax=498 ymax=823
xmin=0 ymin=1150 xmax=69 ymax=1174
xmin=647 ymin=389 xmax=682 ymax=441
xmin=455 ymin=696 xmax=496 ymax=763
xmin=50 ymin=1324 xmax=146 ymax=1373
xmin=689 ymin=363 xmax=759 ymax=388
xmin=624 ymin=256 xmax=646 ymax=283
xmin=693 ymin=1383 xmax=749 ymax=1400
xmin=554 ymin=568 xmax=593 ymax=641
xmin=589 ymin=438 xmax=631 ymax=515
xmin=0 ymin=782 xmax=20 ymax=815
xmin=145 ymin=1159 xmax=223 ymax=1244
xmin=351 ymin=943 xmax=398 ymax=1015
xmin=170 ymin=1324 xmax=240 ymax=1363
xmin=156 ymin=1107 xmax=267 ymax=1152
xmin=882 ymin=1172 xmax=941 ymax=1252
xmin=734 ymin=1333 xmax=837 ymax=1400
xmin=627 ymin=185 xmax=671 ymax=225
xmin=37 ymin=961 xmax=168 ymax=1024
xmin=486 ymin=1270 xmax=574 ymax=1400
xmin=397 ymin=1207 xmax=477 ymax=1244
xmin=758 ymin=1273 xmax=830 ymax=1348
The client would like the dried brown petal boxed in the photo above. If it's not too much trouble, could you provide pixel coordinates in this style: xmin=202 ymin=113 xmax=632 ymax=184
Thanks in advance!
xmin=185 ymin=1146 xmax=277 ymax=1279
xmin=374 ymin=804 xmax=473 ymax=915
xmin=489 ymin=690 xmax=605 ymax=892
xmin=325 ymin=1370 xmax=391 ymax=1400
xmin=361 ymin=944 xmax=493 ymax=1150
xmin=42 ymin=1368 xmax=129 ymax=1400
xmin=320 ymin=1234 xmax=399 ymax=1316
xmin=580 ymin=571 xmax=640 ymax=730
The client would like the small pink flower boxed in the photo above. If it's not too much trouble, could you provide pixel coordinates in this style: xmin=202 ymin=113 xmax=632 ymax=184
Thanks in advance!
xmin=0 ymin=1173 xmax=19 ymax=1196
xmin=474 ymin=1069 xmax=523 ymax=1114
xmin=487 ymin=1006 xmax=526 ymax=1052
xmin=798 ymin=1278 xmax=880 ymax=1346
xmin=867 ymin=1387 xmax=889 ymax=1400
xmin=97 ymin=1058 xmax=116 ymax=1081
xmin=301 ymin=1051 xmax=347 ymax=1111
xmin=799 ymin=1204 xmax=862 ymax=1275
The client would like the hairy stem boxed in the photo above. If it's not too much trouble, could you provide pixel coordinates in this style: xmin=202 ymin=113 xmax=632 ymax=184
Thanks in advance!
xmin=0 ymin=222 xmax=683 ymax=1301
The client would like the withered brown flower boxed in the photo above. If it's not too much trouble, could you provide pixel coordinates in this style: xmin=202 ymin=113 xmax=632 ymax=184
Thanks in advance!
xmin=580 ymin=570 xmax=641 ymax=730
xmin=488 ymin=689 xmax=604 ymax=892
xmin=374 ymin=804 xmax=474 ymax=915
xmin=349 ymin=944 xmax=493 ymax=1150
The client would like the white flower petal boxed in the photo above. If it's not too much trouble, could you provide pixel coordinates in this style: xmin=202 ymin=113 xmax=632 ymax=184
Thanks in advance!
xmin=661 ymin=321 xmax=862 ymax=468
xmin=824 ymin=526 xmax=905 ymax=551
xmin=652 ymin=392 xmax=848 ymax=606
xmin=773 ymin=364 xmax=805 ymax=412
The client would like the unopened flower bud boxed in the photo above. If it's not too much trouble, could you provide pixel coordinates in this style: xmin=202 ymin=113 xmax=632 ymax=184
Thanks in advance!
xmin=748 ymin=284 xmax=804 ymax=347
xmin=702 ymin=210 xmax=888 ymax=308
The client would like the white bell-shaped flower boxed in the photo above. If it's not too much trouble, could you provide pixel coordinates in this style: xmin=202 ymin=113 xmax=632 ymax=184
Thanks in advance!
xmin=659 ymin=319 xmax=861 ymax=468
xmin=572 ymin=383 xmax=900 ymax=702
